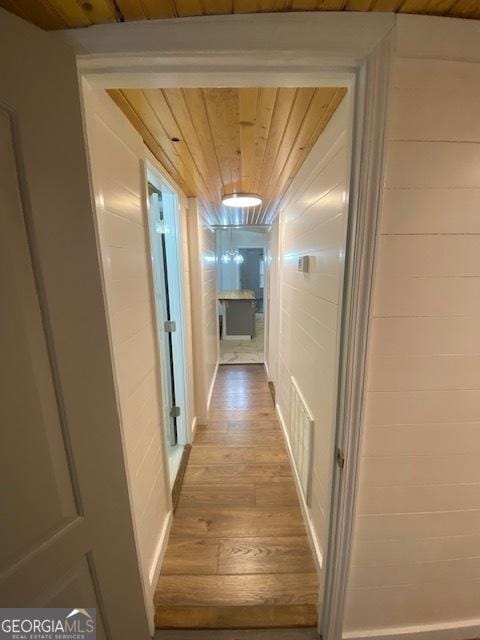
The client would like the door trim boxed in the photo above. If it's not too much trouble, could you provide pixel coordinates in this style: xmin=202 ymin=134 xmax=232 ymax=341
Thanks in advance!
xmin=320 ymin=32 xmax=394 ymax=640
xmin=145 ymin=159 xmax=190 ymax=454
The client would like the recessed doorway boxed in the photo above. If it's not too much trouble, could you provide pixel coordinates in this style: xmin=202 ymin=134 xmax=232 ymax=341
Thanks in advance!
xmin=147 ymin=167 xmax=189 ymax=485
xmin=217 ymin=226 xmax=267 ymax=365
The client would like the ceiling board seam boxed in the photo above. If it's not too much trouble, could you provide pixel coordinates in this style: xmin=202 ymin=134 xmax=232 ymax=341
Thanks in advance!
xmin=262 ymin=86 xmax=334 ymax=221
xmin=179 ymin=88 xmax=223 ymax=218
xmin=109 ymin=0 xmax=125 ymax=21
xmin=273 ymin=87 xmax=347 ymax=219
xmin=37 ymin=0 xmax=68 ymax=27
xmin=253 ymin=88 xmax=279 ymax=199
xmin=110 ymin=89 xmax=191 ymax=193
xmin=258 ymin=86 xmax=305 ymax=223
xmin=255 ymin=87 xmax=288 ymax=223
xmin=200 ymin=89 xmax=225 ymax=190
xmin=159 ymin=88 xmax=221 ymax=207
xmin=142 ymin=89 xmax=216 ymax=199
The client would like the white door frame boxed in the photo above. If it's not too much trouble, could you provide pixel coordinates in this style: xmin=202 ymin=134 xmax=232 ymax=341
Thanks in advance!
xmin=145 ymin=160 xmax=190 ymax=459
xmin=62 ymin=12 xmax=394 ymax=638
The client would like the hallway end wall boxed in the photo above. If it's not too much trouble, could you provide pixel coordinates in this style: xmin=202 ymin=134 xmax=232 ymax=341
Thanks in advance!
xmin=187 ymin=199 xmax=219 ymax=423
xmin=344 ymin=15 xmax=480 ymax=639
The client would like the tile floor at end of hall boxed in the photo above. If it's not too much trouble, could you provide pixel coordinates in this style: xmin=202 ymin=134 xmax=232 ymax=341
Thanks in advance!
xmin=154 ymin=364 xmax=319 ymax=630
xmin=220 ymin=314 xmax=265 ymax=365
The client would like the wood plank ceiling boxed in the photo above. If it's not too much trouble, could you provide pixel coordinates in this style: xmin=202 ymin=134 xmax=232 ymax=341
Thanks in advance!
xmin=1 ymin=0 xmax=479 ymax=30
xmin=108 ymin=87 xmax=346 ymax=225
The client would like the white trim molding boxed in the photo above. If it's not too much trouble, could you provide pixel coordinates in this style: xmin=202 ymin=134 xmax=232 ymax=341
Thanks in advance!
xmin=60 ymin=12 xmax=395 ymax=88
xmin=320 ymin=29 xmax=394 ymax=640
xmin=190 ymin=416 xmax=198 ymax=441
xmin=344 ymin=619 xmax=480 ymax=640
xmin=146 ymin=509 xmax=173 ymax=631
xmin=206 ymin=361 xmax=219 ymax=416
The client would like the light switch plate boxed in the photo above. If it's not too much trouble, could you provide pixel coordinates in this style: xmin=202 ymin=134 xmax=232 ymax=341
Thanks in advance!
xmin=297 ymin=255 xmax=309 ymax=273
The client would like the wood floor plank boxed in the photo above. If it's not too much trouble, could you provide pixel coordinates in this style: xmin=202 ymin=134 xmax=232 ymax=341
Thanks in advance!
xmin=178 ymin=483 xmax=256 ymax=507
xmin=218 ymin=537 xmax=317 ymax=574
xmin=255 ymin=479 xmax=298 ymax=506
xmin=255 ymin=448 xmax=289 ymax=463
xmin=155 ymin=365 xmax=318 ymax=630
xmin=155 ymin=573 xmax=319 ymax=606
xmin=194 ymin=432 xmax=282 ymax=446
xmin=162 ymin=538 xmax=219 ymax=575
xmin=183 ymin=463 xmax=294 ymax=485
xmin=196 ymin=423 xmax=229 ymax=433
xmin=154 ymin=604 xmax=318 ymax=629
xmin=210 ymin=410 xmax=277 ymax=421
xmin=188 ymin=445 xmax=255 ymax=465
xmin=170 ymin=506 xmax=305 ymax=538
xmin=228 ymin=421 xmax=280 ymax=433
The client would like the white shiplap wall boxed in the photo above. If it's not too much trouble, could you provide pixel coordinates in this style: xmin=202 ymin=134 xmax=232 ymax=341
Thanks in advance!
xmin=188 ymin=199 xmax=219 ymax=422
xmin=344 ymin=16 xmax=480 ymax=637
xmin=83 ymin=84 xmax=172 ymax=621
xmin=266 ymin=218 xmax=280 ymax=384
xmin=273 ymin=95 xmax=351 ymax=570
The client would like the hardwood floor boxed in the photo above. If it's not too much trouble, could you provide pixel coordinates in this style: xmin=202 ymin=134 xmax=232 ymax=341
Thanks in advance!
xmin=155 ymin=364 xmax=319 ymax=629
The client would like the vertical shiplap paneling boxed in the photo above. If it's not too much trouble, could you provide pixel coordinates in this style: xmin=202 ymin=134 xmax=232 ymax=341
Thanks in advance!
xmin=344 ymin=57 xmax=480 ymax=632
xmin=177 ymin=191 xmax=197 ymax=436
xmin=83 ymin=85 xmax=171 ymax=600
xmin=188 ymin=199 xmax=219 ymax=422
xmin=201 ymin=208 xmax=220 ymax=406
xmin=266 ymin=218 xmax=281 ymax=384
xmin=274 ymin=96 xmax=351 ymax=567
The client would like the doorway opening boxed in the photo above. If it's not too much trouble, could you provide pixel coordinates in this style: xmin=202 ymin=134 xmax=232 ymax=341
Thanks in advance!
xmin=217 ymin=226 xmax=267 ymax=365
xmin=86 ymin=44 xmax=385 ymax=630
xmin=106 ymin=83 xmax=353 ymax=631
xmin=147 ymin=167 xmax=189 ymax=486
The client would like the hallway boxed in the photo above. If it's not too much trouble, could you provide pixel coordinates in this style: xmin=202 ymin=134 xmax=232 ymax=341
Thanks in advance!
xmin=155 ymin=365 xmax=319 ymax=629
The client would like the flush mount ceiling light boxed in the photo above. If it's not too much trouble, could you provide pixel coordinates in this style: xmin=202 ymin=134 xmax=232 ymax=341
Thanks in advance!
xmin=222 ymin=192 xmax=262 ymax=208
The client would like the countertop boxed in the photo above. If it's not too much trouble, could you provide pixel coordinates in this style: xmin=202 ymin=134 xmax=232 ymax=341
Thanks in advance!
xmin=218 ymin=289 xmax=256 ymax=301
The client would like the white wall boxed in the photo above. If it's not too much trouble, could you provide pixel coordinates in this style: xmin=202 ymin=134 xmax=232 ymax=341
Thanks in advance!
xmin=188 ymin=199 xmax=219 ymax=423
xmin=344 ymin=15 xmax=480 ymax=639
xmin=83 ymin=83 xmax=174 ymax=625
xmin=270 ymin=95 xmax=351 ymax=574
xmin=266 ymin=218 xmax=280 ymax=383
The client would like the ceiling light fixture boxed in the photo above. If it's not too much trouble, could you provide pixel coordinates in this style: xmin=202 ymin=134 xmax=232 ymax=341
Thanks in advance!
xmin=222 ymin=192 xmax=262 ymax=208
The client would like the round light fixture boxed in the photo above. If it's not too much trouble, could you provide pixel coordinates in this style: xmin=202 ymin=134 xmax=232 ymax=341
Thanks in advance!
xmin=233 ymin=252 xmax=244 ymax=265
xmin=222 ymin=192 xmax=262 ymax=208
xmin=220 ymin=253 xmax=232 ymax=264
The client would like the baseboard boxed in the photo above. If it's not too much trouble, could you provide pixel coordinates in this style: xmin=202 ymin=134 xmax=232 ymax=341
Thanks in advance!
xmin=343 ymin=619 xmax=480 ymax=640
xmin=264 ymin=359 xmax=270 ymax=379
xmin=144 ymin=509 xmax=172 ymax=633
xmin=190 ymin=416 xmax=198 ymax=441
xmin=206 ymin=360 xmax=219 ymax=414
xmin=275 ymin=403 xmax=323 ymax=573
xmin=148 ymin=509 xmax=173 ymax=594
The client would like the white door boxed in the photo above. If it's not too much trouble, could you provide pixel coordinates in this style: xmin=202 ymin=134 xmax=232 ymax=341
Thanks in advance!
xmin=0 ymin=9 xmax=150 ymax=639
xmin=147 ymin=176 xmax=188 ymax=484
